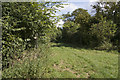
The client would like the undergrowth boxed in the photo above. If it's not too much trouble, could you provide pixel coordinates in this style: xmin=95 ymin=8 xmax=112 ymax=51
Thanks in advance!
xmin=2 ymin=43 xmax=50 ymax=78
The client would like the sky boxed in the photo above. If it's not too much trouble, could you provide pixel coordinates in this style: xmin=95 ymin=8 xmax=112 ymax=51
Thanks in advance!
xmin=38 ymin=0 xmax=98 ymax=27
xmin=56 ymin=0 xmax=98 ymax=27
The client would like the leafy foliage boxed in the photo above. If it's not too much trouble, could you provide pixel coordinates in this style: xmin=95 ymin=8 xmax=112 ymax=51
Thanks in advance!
xmin=2 ymin=43 xmax=50 ymax=78
xmin=92 ymin=1 xmax=120 ymax=50
xmin=2 ymin=2 xmax=64 ymax=69
xmin=2 ymin=1 xmax=120 ymax=78
xmin=62 ymin=21 xmax=80 ymax=43
xmin=90 ymin=17 xmax=117 ymax=42
xmin=61 ymin=8 xmax=92 ymax=46
xmin=61 ymin=1 xmax=120 ymax=50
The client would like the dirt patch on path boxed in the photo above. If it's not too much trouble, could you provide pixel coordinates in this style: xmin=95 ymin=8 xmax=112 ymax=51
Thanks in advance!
xmin=53 ymin=60 xmax=82 ymax=78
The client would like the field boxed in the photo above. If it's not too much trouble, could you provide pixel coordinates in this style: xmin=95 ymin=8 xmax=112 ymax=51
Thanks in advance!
xmin=43 ymin=43 xmax=118 ymax=78
xmin=3 ymin=43 xmax=118 ymax=78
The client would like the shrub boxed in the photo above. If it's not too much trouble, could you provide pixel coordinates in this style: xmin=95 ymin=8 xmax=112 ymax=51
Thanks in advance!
xmin=90 ymin=17 xmax=117 ymax=49
xmin=94 ymin=41 xmax=113 ymax=50
xmin=2 ymin=43 xmax=50 ymax=78
xmin=2 ymin=2 xmax=63 ymax=69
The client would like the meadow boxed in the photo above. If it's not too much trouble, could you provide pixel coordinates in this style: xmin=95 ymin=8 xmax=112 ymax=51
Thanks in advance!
xmin=3 ymin=43 xmax=118 ymax=78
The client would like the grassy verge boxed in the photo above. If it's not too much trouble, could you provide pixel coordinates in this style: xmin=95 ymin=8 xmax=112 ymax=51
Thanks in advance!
xmin=2 ymin=43 xmax=50 ymax=78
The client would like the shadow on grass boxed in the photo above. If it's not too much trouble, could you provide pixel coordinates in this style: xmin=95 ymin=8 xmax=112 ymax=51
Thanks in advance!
xmin=51 ymin=42 xmax=120 ymax=54
xmin=51 ymin=42 xmax=91 ymax=50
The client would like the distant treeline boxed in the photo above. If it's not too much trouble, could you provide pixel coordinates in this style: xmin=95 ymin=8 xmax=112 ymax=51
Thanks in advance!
xmin=56 ymin=1 xmax=120 ymax=51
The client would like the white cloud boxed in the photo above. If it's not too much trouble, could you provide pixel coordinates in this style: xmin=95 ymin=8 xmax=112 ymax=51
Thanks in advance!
xmin=55 ymin=0 xmax=98 ymax=27
xmin=63 ymin=3 xmax=78 ymax=12
xmin=56 ymin=19 xmax=64 ymax=28
xmin=90 ymin=0 xmax=98 ymax=2
xmin=68 ymin=0 xmax=89 ymax=2
xmin=57 ymin=3 xmax=79 ymax=15
xmin=56 ymin=3 xmax=78 ymax=27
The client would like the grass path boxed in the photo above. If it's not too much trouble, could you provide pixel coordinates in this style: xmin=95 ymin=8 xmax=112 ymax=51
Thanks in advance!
xmin=43 ymin=43 xmax=118 ymax=78
xmin=2 ymin=43 xmax=119 ymax=78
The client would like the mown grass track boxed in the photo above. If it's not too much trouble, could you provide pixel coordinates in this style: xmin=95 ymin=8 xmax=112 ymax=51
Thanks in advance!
xmin=43 ymin=43 xmax=118 ymax=78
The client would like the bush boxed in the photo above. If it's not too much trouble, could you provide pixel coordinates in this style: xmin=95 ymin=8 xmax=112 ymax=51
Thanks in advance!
xmin=2 ymin=58 xmax=45 ymax=78
xmin=2 ymin=43 xmax=50 ymax=78
xmin=90 ymin=19 xmax=117 ymax=42
xmin=94 ymin=41 xmax=113 ymax=50
xmin=90 ymin=17 xmax=117 ymax=49
xmin=2 ymin=2 xmax=63 ymax=69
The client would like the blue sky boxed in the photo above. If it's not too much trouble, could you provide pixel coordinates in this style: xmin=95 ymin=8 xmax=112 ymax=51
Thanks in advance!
xmin=55 ymin=0 xmax=97 ymax=27
xmin=37 ymin=0 xmax=120 ymax=27
xmin=37 ymin=0 xmax=98 ymax=15
xmin=38 ymin=0 xmax=98 ymax=27
xmin=56 ymin=2 xmax=95 ymax=15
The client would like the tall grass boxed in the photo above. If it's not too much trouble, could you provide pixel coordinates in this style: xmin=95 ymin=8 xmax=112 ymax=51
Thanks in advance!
xmin=2 ymin=43 xmax=50 ymax=78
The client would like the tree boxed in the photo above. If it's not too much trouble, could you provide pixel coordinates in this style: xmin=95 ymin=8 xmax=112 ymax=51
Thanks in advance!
xmin=72 ymin=8 xmax=91 ymax=28
xmin=2 ymin=2 xmax=64 ymax=68
xmin=62 ymin=8 xmax=92 ymax=45
xmin=91 ymin=0 xmax=120 ymax=50
xmin=90 ymin=17 xmax=117 ymax=49
xmin=62 ymin=21 xmax=80 ymax=43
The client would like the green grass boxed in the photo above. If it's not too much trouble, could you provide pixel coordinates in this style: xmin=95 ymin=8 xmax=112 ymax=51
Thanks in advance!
xmin=43 ymin=43 xmax=118 ymax=78
xmin=2 ymin=42 xmax=119 ymax=78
